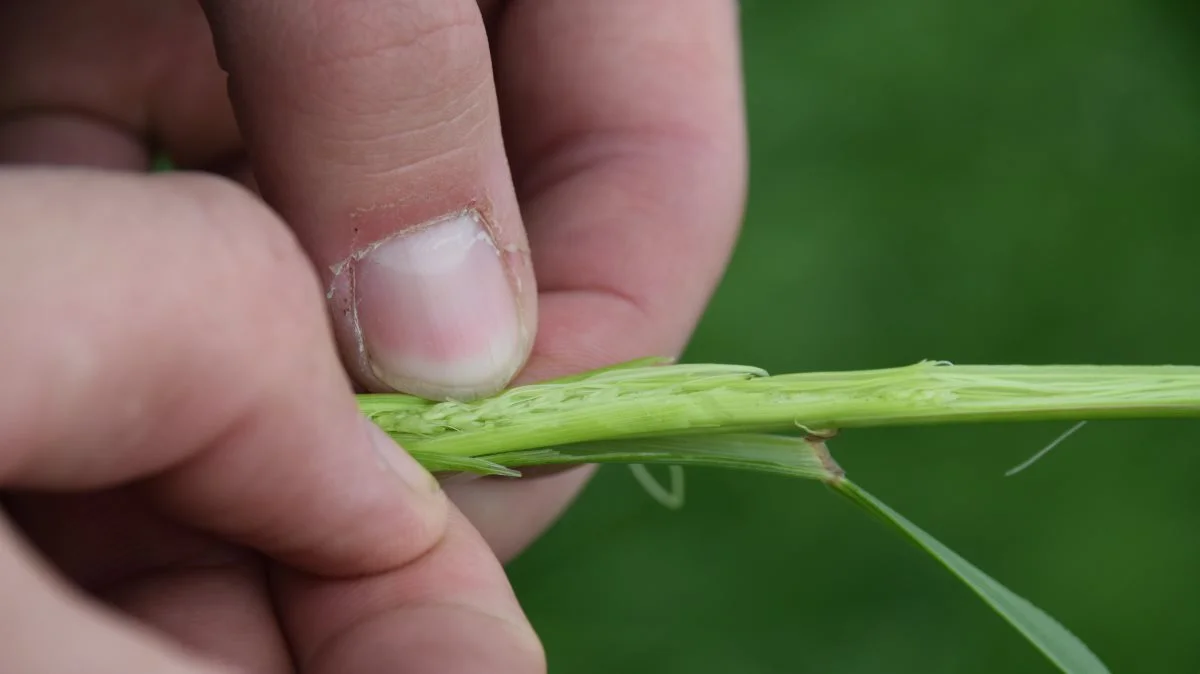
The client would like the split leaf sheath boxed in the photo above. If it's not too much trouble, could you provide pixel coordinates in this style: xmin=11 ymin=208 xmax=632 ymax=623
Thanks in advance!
xmin=360 ymin=359 xmax=1200 ymax=465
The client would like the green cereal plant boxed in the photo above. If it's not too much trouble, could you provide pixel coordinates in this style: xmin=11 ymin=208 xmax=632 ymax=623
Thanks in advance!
xmin=361 ymin=358 xmax=1200 ymax=674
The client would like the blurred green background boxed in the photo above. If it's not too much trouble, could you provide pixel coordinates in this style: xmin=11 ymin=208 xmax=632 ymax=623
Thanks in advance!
xmin=506 ymin=1 xmax=1200 ymax=672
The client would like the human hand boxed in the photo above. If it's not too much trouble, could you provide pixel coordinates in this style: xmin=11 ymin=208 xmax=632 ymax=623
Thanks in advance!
xmin=0 ymin=169 xmax=543 ymax=673
xmin=0 ymin=0 xmax=748 ymax=560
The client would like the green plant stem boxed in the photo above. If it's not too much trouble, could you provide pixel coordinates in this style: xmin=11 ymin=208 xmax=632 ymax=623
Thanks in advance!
xmin=357 ymin=363 xmax=1142 ymax=672
xmin=361 ymin=360 xmax=1200 ymax=460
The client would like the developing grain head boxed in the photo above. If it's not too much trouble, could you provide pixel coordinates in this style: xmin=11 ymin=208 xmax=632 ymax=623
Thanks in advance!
xmin=364 ymin=360 xmax=1200 ymax=459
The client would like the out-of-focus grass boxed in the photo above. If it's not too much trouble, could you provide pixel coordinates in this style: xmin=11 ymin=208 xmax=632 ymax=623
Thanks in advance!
xmin=505 ymin=1 xmax=1200 ymax=672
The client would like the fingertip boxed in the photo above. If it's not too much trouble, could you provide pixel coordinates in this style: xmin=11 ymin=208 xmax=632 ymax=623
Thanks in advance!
xmin=443 ymin=464 xmax=597 ymax=563
xmin=0 ymin=111 xmax=146 ymax=169
xmin=365 ymin=419 xmax=445 ymax=501
xmin=276 ymin=503 xmax=544 ymax=674
xmin=306 ymin=605 xmax=545 ymax=674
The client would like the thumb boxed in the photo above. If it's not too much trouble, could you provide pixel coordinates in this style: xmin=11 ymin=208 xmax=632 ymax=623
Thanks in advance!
xmin=201 ymin=0 xmax=537 ymax=400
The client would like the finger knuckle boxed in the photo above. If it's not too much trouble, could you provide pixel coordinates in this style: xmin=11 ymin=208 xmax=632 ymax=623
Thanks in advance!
xmin=296 ymin=0 xmax=491 ymax=115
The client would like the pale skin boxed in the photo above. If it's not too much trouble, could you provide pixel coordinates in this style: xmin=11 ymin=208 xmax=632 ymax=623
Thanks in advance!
xmin=0 ymin=0 xmax=747 ymax=671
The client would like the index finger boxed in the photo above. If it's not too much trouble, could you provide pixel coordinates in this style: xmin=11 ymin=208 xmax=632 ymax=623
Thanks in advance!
xmin=442 ymin=0 xmax=747 ymax=555
xmin=500 ymin=0 xmax=748 ymax=377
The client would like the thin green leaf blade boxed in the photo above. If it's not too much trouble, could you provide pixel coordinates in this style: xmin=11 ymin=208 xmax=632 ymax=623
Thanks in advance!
xmin=834 ymin=480 xmax=1109 ymax=674
xmin=479 ymin=433 xmax=839 ymax=481
xmin=406 ymin=430 xmax=1109 ymax=672
xmin=407 ymin=450 xmax=520 ymax=477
